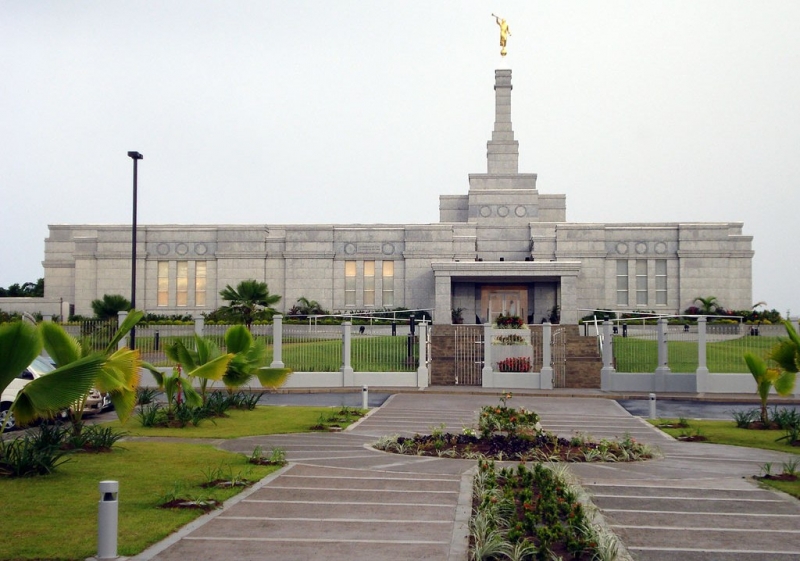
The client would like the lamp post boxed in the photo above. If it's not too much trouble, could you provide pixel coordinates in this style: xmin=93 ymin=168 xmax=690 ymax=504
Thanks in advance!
xmin=127 ymin=151 xmax=143 ymax=350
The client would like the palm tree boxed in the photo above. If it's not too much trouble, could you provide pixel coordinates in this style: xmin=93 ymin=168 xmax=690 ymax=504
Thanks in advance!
xmin=221 ymin=325 xmax=291 ymax=391
xmin=163 ymin=334 xmax=233 ymax=404
xmin=91 ymin=294 xmax=131 ymax=320
xmin=743 ymin=320 xmax=799 ymax=424
xmin=218 ymin=279 xmax=281 ymax=329
xmin=693 ymin=296 xmax=720 ymax=315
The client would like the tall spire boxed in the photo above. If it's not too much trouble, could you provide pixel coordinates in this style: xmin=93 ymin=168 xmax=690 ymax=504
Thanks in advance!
xmin=487 ymin=69 xmax=519 ymax=174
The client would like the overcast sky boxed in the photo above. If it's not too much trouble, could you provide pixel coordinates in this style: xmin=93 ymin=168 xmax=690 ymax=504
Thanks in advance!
xmin=2 ymin=1 xmax=798 ymax=316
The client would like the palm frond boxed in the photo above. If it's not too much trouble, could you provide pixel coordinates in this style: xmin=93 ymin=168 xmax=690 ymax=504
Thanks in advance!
xmin=39 ymin=322 xmax=83 ymax=367
xmin=255 ymin=367 xmax=292 ymax=389
xmin=0 ymin=322 xmax=41 ymax=393
xmin=105 ymin=308 xmax=144 ymax=353
xmin=225 ymin=324 xmax=253 ymax=354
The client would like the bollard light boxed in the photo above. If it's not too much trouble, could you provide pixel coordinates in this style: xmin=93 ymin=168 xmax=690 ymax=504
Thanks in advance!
xmin=648 ymin=393 xmax=657 ymax=420
xmin=98 ymin=480 xmax=119 ymax=559
xmin=362 ymin=385 xmax=369 ymax=410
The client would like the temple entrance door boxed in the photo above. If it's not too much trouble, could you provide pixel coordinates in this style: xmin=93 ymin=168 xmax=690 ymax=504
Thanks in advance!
xmin=480 ymin=286 xmax=528 ymax=324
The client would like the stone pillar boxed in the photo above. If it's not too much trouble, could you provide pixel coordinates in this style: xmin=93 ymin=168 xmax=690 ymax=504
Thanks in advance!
xmin=487 ymin=69 xmax=519 ymax=174
xmin=271 ymin=314 xmax=284 ymax=369
xmin=696 ymin=317 xmax=709 ymax=393
xmin=416 ymin=323 xmax=429 ymax=389
xmin=194 ymin=317 xmax=204 ymax=337
xmin=481 ymin=324 xmax=494 ymax=387
xmin=600 ymin=320 xmax=616 ymax=391
xmin=341 ymin=322 xmax=354 ymax=386
xmin=654 ymin=318 xmax=671 ymax=391
xmin=540 ymin=322 xmax=554 ymax=389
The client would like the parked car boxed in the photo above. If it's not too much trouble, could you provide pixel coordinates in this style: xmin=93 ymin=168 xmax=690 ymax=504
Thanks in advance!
xmin=0 ymin=356 xmax=105 ymax=431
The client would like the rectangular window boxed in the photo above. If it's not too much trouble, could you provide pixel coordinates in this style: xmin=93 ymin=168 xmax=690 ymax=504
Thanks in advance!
xmin=345 ymin=261 xmax=356 ymax=306
xmin=655 ymin=259 xmax=667 ymax=305
xmin=616 ymin=260 xmax=628 ymax=306
xmin=195 ymin=262 xmax=207 ymax=307
xmin=382 ymin=261 xmax=394 ymax=307
xmin=157 ymin=262 xmax=169 ymax=307
xmin=176 ymin=262 xmax=188 ymax=307
xmin=636 ymin=259 xmax=648 ymax=305
xmin=363 ymin=261 xmax=375 ymax=306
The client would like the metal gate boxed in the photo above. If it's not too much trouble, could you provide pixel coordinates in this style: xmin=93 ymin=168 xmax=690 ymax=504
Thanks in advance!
xmin=551 ymin=327 xmax=567 ymax=388
xmin=454 ymin=326 xmax=484 ymax=386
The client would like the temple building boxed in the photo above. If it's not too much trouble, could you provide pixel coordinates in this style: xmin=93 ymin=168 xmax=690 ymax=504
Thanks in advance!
xmin=42 ymin=68 xmax=753 ymax=323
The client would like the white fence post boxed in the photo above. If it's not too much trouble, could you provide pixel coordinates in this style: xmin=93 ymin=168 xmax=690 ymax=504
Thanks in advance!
xmin=416 ymin=322 xmax=429 ymax=388
xmin=481 ymin=324 xmax=494 ymax=387
xmin=117 ymin=311 xmax=128 ymax=350
xmin=341 ymin=322 xmax=354 ymax=386
xmin=600 ymin=320 xmax=615 ymax=391
xmin=271 ymin=314 xmax=284 ymax=368
xmin=194 ymin=317 xmax=204 ymax=337
xmin=696 ymin=317 xmax=709 ymax=393
xmin=540 ymin=322 xmax=553 ymax=389
xmin=654 ymin=318 xmax=671 ymax=391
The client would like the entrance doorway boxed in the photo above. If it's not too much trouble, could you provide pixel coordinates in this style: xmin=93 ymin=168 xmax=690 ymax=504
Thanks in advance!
xmin=480 ymin=285 xmax=528 ymax=324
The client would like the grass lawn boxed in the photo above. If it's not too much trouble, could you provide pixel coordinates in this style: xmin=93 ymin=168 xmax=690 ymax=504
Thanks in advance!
xmin=613 ymin=335 xmax=781 ymax=373
xmin=650 ymin=418 xmax=800 ymax=498
xmin=0 ymin=405 xmax=363 ymax=560
xmin=111 ymin=404 xmax=362 ymax=438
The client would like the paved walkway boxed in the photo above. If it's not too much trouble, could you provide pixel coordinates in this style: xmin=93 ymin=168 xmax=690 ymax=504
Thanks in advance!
xmin=132 ymin=394 xmax=800 ymax=561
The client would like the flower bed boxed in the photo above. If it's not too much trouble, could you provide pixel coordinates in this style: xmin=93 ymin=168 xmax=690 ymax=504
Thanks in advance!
xmin=374 ymin=394 xmax=657 ymax=463
xmin=470 ymin=460 xmax=623 ymax=560
xmin=496 ymin=356 xmax=532 ymax=372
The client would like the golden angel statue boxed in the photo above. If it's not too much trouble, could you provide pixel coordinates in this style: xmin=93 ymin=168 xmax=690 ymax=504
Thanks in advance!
xmin=492 ymin=14 xmax=511 ymax=56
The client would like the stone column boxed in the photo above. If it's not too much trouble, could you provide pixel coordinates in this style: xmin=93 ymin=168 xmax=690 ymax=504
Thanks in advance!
xmin=696 ymin=317 xmax=709 ymax=393
xmin=270 ymin=314 xmax=284 ymax=369
xmin=600 ymin=320 xmax=616 ymax=391
xmin=341 ymin=322 xmax=354 ymax=386
xmin=540 ymin=322 xmax=554 ymax=389
xmin=559 ymin=275 xmax=578 ymax=325
xmin=434 ymin=272 xmax=452 ymax=325
xmin=487 ymin=69 xmax=519 ymax=174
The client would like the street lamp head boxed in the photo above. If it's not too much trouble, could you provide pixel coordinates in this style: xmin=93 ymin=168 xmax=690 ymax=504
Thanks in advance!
xmin=127 ymin=151 xmax=143 ymax=160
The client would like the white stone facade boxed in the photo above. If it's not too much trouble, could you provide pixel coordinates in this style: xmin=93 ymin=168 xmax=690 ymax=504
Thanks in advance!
xmin=42 ymin=69 xmax=753 ymax=322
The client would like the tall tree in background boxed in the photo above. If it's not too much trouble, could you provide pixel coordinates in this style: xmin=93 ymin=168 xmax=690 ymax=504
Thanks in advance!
xmin=0 ymin=278 xmax=44 ymax=297
xmin=218 ymin=279 xmax=280 ymax=329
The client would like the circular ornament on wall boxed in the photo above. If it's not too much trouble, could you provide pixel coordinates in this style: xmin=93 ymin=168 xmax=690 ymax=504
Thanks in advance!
xmin=382 ymin=243 xmax=394 ymax=255
xmin=515 ymin=205 xmax=527 ymax=217
xmin=480 ymin=206 xmax=492 ymax=217
xmin=175 ymin=243 xmax=189 ymax=256
xmin=616 ymin=242 xmax=628 ymax=254
xmin=654 ymin=242 xmax=667 ymax=254
xmin=157 ymin=243 xmax=170 ymax=256
xmin=344 ymin=243 xmax=356 ymax=255
xmin=195 ymin=243 xmax=208 ymax=255
xmin=497 ymin=206 xmax=509 ymax=217
xmin=635 ymin=242 xmax=648 ymax=254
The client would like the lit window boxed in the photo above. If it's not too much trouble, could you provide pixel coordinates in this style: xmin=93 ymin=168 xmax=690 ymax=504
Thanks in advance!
xmin=364 ymin=261 xmax=375 ymax=306
xmin=616 ymin=261 xmax=628 ymax=306
xmin=195 ymin=262 xmax=207 ymax=306
xmin=382 ymin=261 xmax=394 ymax=307
xmin=655 ymin=259 xmax=667 ymax=305
xmin=345 ymin=261 xmax=356 ymax=306
xmin=636 ymin=260 xmax=648 ymax=305
xmin=157 ymin=262 xmax=169 ymax=307
xmin=176 ymin=262 xmax=188 ymax=306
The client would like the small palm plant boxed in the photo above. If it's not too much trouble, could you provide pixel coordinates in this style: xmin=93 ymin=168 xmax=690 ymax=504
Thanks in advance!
xmin=744 ymin=321 xmax=799 ymax=425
